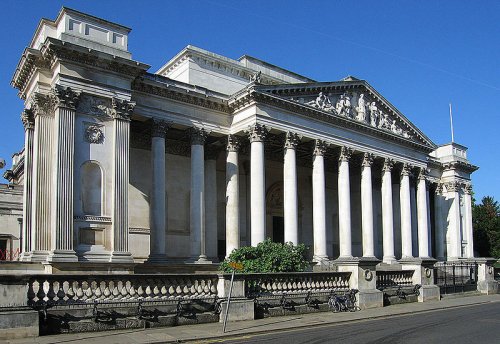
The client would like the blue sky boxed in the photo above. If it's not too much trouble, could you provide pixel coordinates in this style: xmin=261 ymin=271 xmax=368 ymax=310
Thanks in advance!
xmin=0 ymin=0 xmax=499 ymax=202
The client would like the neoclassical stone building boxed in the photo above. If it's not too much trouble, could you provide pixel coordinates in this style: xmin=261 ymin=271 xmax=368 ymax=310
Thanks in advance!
xmin=7 ymin=7 xmax=477 ymax=267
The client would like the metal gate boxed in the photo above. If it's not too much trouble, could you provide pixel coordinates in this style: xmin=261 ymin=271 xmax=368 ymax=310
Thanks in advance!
xmin=434 ymin=262 xmax=478 ymax=294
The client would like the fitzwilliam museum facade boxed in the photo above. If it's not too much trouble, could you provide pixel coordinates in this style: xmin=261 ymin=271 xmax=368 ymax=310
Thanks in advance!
xmin=2 ymin=7 xmax=478 ymax=269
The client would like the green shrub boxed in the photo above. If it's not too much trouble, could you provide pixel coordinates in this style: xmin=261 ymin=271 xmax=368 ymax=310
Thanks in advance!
xmin=220 ymin=239 xmax=309 ymax=273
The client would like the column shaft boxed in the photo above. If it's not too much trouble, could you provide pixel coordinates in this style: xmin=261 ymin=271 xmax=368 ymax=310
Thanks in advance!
xmin=20 ymin=110 xmax=34 ymax=261
xmin=447 ymin=181 xmax=462 ymax=260
xmin=338 ymin=147 xmax=353 ymax=258
xmin=147 ymin=120 xmax=168 ymax=263
xmin=312 ymin=140 xmax=327 ymax=262
xmin=382 ymin=159 xmax=396 ymax=263
xmin=417 ymin=170 xmax=430 ymax=257
xmin=249 ymin=124 xmax=267 ymax=246
xmin=361 ymin=153 xmax=375 ymax=257
xmin=463 ymin=185 xmax=474 ymax=258
xmin=434 ymin=184 xmax=445 ymax=260
xmin=205 ymin=152 xmax=218 ymax=260
xmin=400 ymin=164 xmax=413 ymax=258
xmin=283 ymin=132 xmax=300 ymax=245
xmin=226 ymin=136 xmax=240 ymax=257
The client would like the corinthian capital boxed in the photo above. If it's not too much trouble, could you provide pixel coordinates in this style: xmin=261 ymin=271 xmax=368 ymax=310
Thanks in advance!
xmin=247 ymin=123 xmax=269 ymax=143
xmin=400 ymin=163 xmax=412 ymax=176
xmin=189 ymin=127 xmax=209 ymax=145
xmin=338 ymin=146 xmax=353 ymax=162
xmin=111 ymin=98 xmax=135 ymax=121
xmin=20 ymin=109 xmax=35 ymax=130
xmin=417 ymin=167 xmax=428 ymax=181
xmin=362 ymin=152 xmax=375 ymax=167
xmin=51 ymin=85 xmax=81 ymax=110
xmin=382 ymin=158 xmax=394 ymax=172
xmin=464 ymin=183 xmax=473 ymax=195
xmin=313 ymin=139 xmax=328 ymax=156
xmin=445 ymin=181 xmax=460 ymax=193
xmin=151 ymin=119 xmax=170 ymax=138
xmin=284 ymin=131 xmax=301 ymax=150
xmin=30 ymin=92 xmax=56 ymax=116
xmin=227 ymin=135 xmax=241 ymax=152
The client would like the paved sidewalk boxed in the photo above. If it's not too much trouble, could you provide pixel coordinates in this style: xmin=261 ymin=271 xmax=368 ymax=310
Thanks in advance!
xmin=5 ymin=294 xmax=500 ymax=344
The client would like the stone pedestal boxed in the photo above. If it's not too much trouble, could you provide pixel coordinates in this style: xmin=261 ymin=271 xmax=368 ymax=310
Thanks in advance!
xmin=334 ymin=257 xmax=384 ymax=309
xmin=400 ymin=257 xmax=440 ymax=302
xmin=217 ymin=274 xmax=254 ymax=322
xmin=475 ymin=258 xmax=499 ymax=295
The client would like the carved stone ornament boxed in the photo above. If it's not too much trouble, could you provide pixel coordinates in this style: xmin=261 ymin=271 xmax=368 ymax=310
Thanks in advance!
xmin=313 ymin=139 xmax=328 ymax=156
xmin=339 ymin=146 xmax=353 ymax=162
xmin=189 ymin=127 xmax=209 ymax=145
xmin=335 ymin=92 xmax=352 ymax=118
xmin=464 ymin=183 xmax=473 ymax=195
xmin=361 ymin=152 xmax=375 ymax=167
xmin=226 ymin=134 xmax=241 ymax=152
xmin=20 ymin=109 xmax=35 ymax=130
xmin=266 ymin=183 xmax=283 ymax=210
xmin=445 ymin=181 xmax=460 ymax=193
xmin=417 ymin=168 xmax=428 ymax=181
xmin=84 ymin=124 xmax=105 ymax=144
xmin=306 ymin=92 xmax=334 ymax=111
xmin=247 ymin=123 xmax=269 ymax=143
xmin=284 ymin=132 xmax=301 ymax=150
xmin=382 ymin=158 xmax=395 ymax=172
xmin=151 ymin=119 xmax=170 ymax=138
xmin=111 ymin=98 xmax=135 ymax=121
xmin=435 ymin=183 xmax=444 ymax=195
xmin=77 ymin=95 xmax=112 ymax=117
xmin=51 ymin=85 xmax=81 ymax=110
xmin=30 ymin=92 xmax=56 ymax=116
xmin=401 ymin=163 xmax=412 ymax=176
xmin=249 ymin=71 xmax=262 ymax=83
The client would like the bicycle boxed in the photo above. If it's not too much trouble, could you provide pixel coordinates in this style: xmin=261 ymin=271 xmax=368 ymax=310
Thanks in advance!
xmin=328 ymin=289 xmax=360 ymax=312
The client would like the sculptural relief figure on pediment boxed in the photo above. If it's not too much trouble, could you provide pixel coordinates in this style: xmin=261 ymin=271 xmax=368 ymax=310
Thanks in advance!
xmin=335 ymin=92 xmax=352 ymax=118
xmin=378 ymin=112 xmax=390 ymax=130
xmin=369 ymin=102 xmax=379 ymax=127
xmin=355 ymin=93 xmax=367 ymax=122
xmin=306 ymin=92 xmax=334 ymax=111
xmin=390 ymin=119 xmax=403 ymax=135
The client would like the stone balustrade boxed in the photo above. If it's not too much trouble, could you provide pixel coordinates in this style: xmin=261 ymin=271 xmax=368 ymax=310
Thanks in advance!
xmin=27 ymin=274 xmax=218 ymax=306
xmin=244 ymin=272 xmax=351 ymax=297
xmin=376 ymin=270 xmax=414 ymax=290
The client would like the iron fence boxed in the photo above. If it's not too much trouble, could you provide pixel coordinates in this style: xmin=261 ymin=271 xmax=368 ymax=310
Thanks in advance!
xmin=434 ymin=261 xmax=478 ymax=294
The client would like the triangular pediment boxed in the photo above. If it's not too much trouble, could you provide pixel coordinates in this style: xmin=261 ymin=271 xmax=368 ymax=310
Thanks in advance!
xmin=249 ymin=80 xmax=436 ymax=150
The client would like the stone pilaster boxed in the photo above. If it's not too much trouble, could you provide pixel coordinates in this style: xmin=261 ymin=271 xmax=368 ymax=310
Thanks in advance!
xmin=381 ymin=158 xmax=396 ymax=263
xmin=20 ymin=109 xmax=35 ymax=261
xmin=399 ymin=163 xmax=413 ymax=259
xmin=147 ymin=119 xmax=169 ymax=263
xmin=188 ymin=127 xmax=209 ymax=262
xmin=416 ymin=168 xmax=430 ymax=258
xmin=109 ymin=98 xmax=135 ymax=263
xmin=312 ymin=139 xmax=328 ymax=262
xmin=283 ymin=132 xmax=300 ymax=245
xmin=226 ymin=135 xmax=240 ymax=257
xmin=463 ymin=184 xmax=474 ymax=258
xmin=48 ymin=86 xmax=81 ymax=262
xmin=361 ymin=153 xmax=375 ymax=258
xmin=247 ymin=124 xmax=268 ymax=246
xmin=338 ymin=146 xmax=353 ymax=258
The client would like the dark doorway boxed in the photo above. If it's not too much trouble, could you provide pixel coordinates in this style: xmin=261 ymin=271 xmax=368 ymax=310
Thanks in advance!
xmin=272 ymin=216 xmax=284 ymax=244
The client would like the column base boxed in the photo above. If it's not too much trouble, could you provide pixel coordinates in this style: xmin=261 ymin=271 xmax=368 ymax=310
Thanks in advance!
xmin=29 ymin=250 xmax=50 ymax=262
xmin=312 ymin=255 xmax=329 ymax=263
xmin=382 ymin=256 xmax=397 ymax=264
xmin=109 ymin=251 xmax=134 ymax=263
xmin=19 ymin=251 xmax=32 ymax=262
xmin=47 ymin=250 xmax=78 ymax=263
xmin=145 ymin=254 xmax=169 ymax=264
xmin=185 ymin=255 xmax=213 ymax=264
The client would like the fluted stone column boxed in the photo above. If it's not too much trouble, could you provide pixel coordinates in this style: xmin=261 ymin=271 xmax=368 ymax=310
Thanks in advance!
xmin=400 ymin=163 xmax=413 ymax=259
xmin=434 ymin=184 xmax=445 ymax=261
xmin=284 ymin=132 xmax=300 ymax=245
xmin=48 ymin=86 xmax=81 ymax=262
xmin=463 ymin=184 xmax=474 ymax=258
xmin=338 ymin=146 xmax=353 ymax=258
xmin=312 ymin=140 xmax=328 ymax=262
xmin=20 ymin=109 xmax=35 ymax=261
xmin=382 ymin=158 xmax=396 ymax=263
xmin=446 ymin=181 xmax=462 ymax=260
xmin=147 ymin=119 xmax=169 ymax=263
xmin=416 ymin=169 xmax=430 ymax=258
xmin=361 ymin=153 xmax=375 ymax=258
xmin=248 ymin=124 xmax=268 ymax=246
xmin=29 ymin=93 xmax=55 ymax=262
xmin=226 ymin=135 xmax=240 ymax=257
xmin=109 ymin=98 xmax=135 ymax=263
xmin=205 ymin=146 xmax=219 ymax=261
xmin=189 ymin=127 xmax=208 ymax=262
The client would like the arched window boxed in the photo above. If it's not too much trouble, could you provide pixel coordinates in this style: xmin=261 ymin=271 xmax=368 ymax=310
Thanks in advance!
xmin=81 ymin=161 xmax=102 ymax=215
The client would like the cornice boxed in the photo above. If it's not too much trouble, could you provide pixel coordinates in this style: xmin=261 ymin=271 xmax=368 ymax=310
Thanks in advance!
xmin=442 ymin=160 xmax=479 ymax=174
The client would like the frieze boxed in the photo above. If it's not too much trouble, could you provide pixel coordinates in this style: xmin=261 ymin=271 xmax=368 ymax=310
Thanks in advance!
xmin=77 ymin=94 xmax=112 ymax=118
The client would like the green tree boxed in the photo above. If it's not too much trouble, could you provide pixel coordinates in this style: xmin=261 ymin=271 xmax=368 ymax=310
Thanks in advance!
xmin=220 ymin=239 xmax=309 ymax=273
xmin=473 ymin=196 xmax=500 ymax=258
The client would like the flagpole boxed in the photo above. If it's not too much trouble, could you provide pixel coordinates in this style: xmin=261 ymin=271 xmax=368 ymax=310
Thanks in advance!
xmin=449 ymin=103 xmax=454 ymax=143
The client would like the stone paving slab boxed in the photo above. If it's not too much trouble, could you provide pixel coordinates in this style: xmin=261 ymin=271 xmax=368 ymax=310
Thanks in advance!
xmin=4 ymin=294 xmax=500 ymax=344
